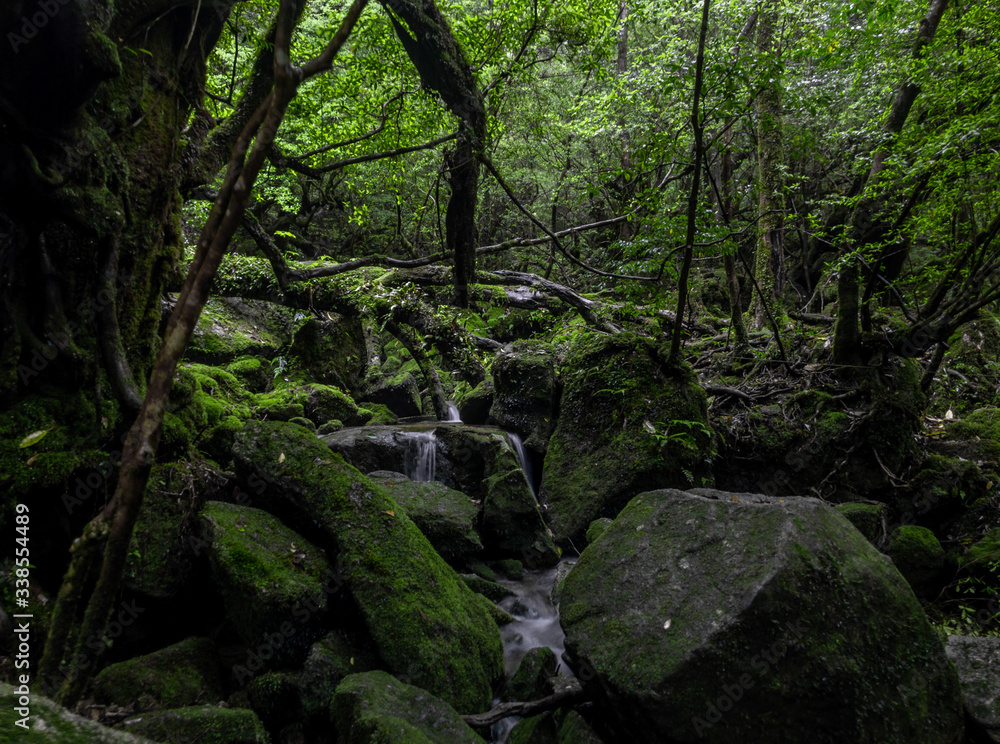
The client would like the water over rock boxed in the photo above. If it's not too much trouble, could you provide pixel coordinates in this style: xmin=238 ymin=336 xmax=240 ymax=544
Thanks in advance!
xmin=559 ymin=488 xmax=964 ymax=743
xmin=323 ymin=424 xmax=559 ymax=567
xmin=488 ymin=340 xmax=559 ymax=455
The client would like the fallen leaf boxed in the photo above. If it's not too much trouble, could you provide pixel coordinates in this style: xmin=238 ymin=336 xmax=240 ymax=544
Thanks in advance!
xmin=278 ymin=452 xmax=286 ymax=464
xmin=383 ymin=510 xmax=395 ymax=517
xmin=19 ymin=429 xmax=50 ymax=448
xmin=26 ymin=455 xmax=38 ymax=466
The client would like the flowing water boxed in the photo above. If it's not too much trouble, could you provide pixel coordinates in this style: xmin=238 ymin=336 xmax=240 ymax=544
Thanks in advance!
xmin=489 ymin=558 xmax=577 ymax=743
xmin=506 ymin=432 xmax=539 ymax=504
xmin=401 ymin=431 xmax=436 ymax=482
xmin=446 ymin=401 xmax=462 ymax=422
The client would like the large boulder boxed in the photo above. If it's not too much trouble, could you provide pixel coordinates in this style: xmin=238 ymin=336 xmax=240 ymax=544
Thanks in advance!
xmin=233 ymin=421 xmax=505 ymax=713
xmin=92 ymin=637 xmax=224 ymax=709
xmin=331 ymin=670 xmax=486 ymax=743
xmin=488 ymin=341 xmax=559 ymax=454
xmin=288 ymin=315 xmax=367 ymax=391
xmin=117 ymin=707 xmax=269 ymax=744
xmin=200 ymin=501 xmax=332 ymax=668
xmin=0 ymin=682 xmax=157 ymax=743
xmin=945 ymin=635 xmax=1000 ymax=742
xmin=368 ymin=470 xmax=483 ymax=564
xmin=559 ymin=488 xmax=964 ymax=744
xmin=540 ymin=334 xmax=713 ymax=543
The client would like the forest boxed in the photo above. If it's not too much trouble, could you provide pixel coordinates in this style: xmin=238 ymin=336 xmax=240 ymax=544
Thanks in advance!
xmin=1 ymin=0 xmax=999 ymax=740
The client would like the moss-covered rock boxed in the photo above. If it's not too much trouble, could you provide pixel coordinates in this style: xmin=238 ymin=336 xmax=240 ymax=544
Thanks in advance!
xmin=233 ymin=421 xmax=505 ymax=713
xmin=92 ymin=637 xmax=223 ymax=709
xmin=164 ymin=363 xmax=252 ymax=460
xmin=225 ymin=356 xmax=271 ymax=393
xmin=886 ymin=525 xmax=949 ymax=598
xmin=0 ymin=682 xmax=157 ymax=743
xmin=331 ymin=671 xmax=485 ymax=744
xmin=457 ymin=378 xmax=494 ymax=425
xmin=495 ymin=558 xmax=524 ymax=580
xmin=946 ymin=408 xmax=1000 ymax=461
xmin=944 ymin=635 xmax=1000 ymax=742
xmin=117 ymin=707 xmax=270 ymax=744
xmin=253 ymin=383 xmax=370 ymax=428
xmin=554 ymin=710 xmax=605 ymax=743
xmin=325 ymin=425 xmax=560 ymax=567
xmin=200 ymin=501 xmax=331 ymax=668
xmin=360 ymin=367 xmax=423 ymax=419
xmin=584 ymin=518 xmax=613 ymax=547
xmin=187 ymin=297 xmax=294 ymax=364
xmin=505 ymin=646 xmax=556 ymax=702
xmin=489 ymin=341 xmax=559 ymax=454
xmin=461 ymin=573 xmax=514 ymax=601
xmin=834 ymin=502 xmax=888 ymax=548
xmin=559 ymin=488 xmax=964 ymax=744
xmin=540 ymin=334 xmax=713 ymax=543
xmin=369 ymin=472 xmax=483 ymax=564
xmin=289 ymin=316 xmax=366 ymax=391
xmin=124 ymin=462 xmax=208 ymax=599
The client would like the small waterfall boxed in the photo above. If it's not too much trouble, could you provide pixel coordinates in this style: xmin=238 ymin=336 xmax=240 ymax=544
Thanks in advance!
xmin=507 ymin=433 xmax=538 ymax=504
xmin=445 ymin=401 xmax=462 ymax=422
xmin=402 ymin=431 xmax=436 ymax=482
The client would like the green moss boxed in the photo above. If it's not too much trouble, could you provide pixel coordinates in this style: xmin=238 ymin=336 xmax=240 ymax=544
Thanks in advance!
xmin=585 ymin=518 xmax=614 ymax=547
xmin=233 ymin=421 xmax=505 ymax=713
xmin=362 ymin=402 xmax=398 ymax=425
xmin=946 ymin=408 xmax=1000 ymax=459
xmin=93 ymin=637 xmax=223 ymax=709
xmin=495 ymin=559 xmax=524 ymax=580
xmin=509 ymin=713 xmax=558 ymax=744
xmin=542 ymin=333 xmax=713 ymax=543
xmin=0 ymin=682 xmax=159 ymax=743
xmin=332 ymin=671 xmax=486 ymax=744
xmin=888 ymin=526 xmax=948 ymax=597
xmin=833 ymin=503 xmax=888 ymax=547
xmin=505 ymin=647 xmax=556 ymax=702
xmin=201 ymin=501 xmax=331 ymax=664
xmin=116 ymin=707 xmax=269 ymax=744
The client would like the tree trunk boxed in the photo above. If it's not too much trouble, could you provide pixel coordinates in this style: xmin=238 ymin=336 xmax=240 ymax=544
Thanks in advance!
xmin=832 ymin=0 xmax=950 ymax=365
xmin=380 ymin=0 xmax=487 ymax=308
xmin=0 ymin=1 xmax=224 ymax=407
xmin=748 ymin=0 xmax=784 ymax=329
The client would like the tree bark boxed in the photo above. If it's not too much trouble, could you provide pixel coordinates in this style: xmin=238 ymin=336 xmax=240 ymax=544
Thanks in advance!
xmin=379 ymin=0 xmax=487 ymax=307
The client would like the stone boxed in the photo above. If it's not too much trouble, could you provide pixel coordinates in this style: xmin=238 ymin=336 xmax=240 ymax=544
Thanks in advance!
xmin=559 ymin=488 xmax=964 ymax=743
xmin=945 ymin=635 xmax=1000 ymax=742
xmin=331 ymin=671 xmax=486 ymax=743
xmin=540 ymin=334 xmax=713 ymax=544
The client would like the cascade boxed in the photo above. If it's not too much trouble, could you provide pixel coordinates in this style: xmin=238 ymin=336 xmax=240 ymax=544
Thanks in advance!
xmin=401 ymin=431 xmax=436 ymax=482
xmin=506 ymin=433 xmax=538 ymax=504
xmin=445 ymin=401 xmax=462 ymax=422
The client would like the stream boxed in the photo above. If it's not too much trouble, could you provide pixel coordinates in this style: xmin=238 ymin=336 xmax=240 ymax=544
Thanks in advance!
xmin=398 ymin=411 xmax=575 ymax=742
xmin=489 ymin=558 xmax=577 ymax=743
